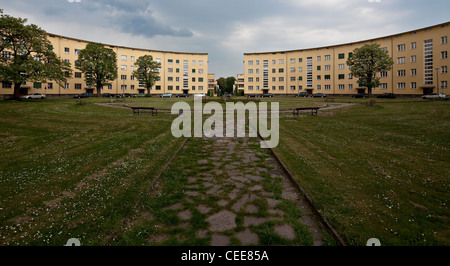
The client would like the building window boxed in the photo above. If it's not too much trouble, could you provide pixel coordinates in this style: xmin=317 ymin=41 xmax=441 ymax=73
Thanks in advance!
xmin=411 ymin=82 xmax=417 ymax=89
xmin=121 ymin=65 xmax=127 ymax=71
xmin=442 ymin=66 xmax=448 ymax=74
xmin=121 ymin=55 xmax=127 ymax=61
xmin=168 ymin=77 xmax=174 ymax=82
xmin=411 ymin=42 xmax=417 ymax=49
xmin=75 ymin=84 xmax=82 ymax=90
xmin=279 ymin=77 xmax=284 ymax=82
xmin=199 ymin=77 xmax=204 ymax=82
xmin=290 ymin=58 xmax=295 ymax=64
xmin=398 ymin=44 xmax=406 ymax=51
xmin=2 ymin=81 xmax=12 ymax=88
xmin=248 ymin=60 xmax=253 ymax=65
xmin=442 ymin=36 xmax=448 ymax=44
xmin=290 ymin=67 xmax=296 ymax=73
xmin=290 ymin=76 xmax=296 ymax=82
xmin=131 ymin=85 xmax=135 ymax=90
xmin=121 ymin=75 xmax=127 ymax=80
xmin=338 ymin=64 xmax=345 ymax=70
xmin=325 ymin=85 xmax=331 ymax=90
xmin=121 ymin=85 xmax=127 ymax=91
xmin=279 ymin=59 xmax=284 ymax=64
xmin=442 ymin=81 xmax=448 ymax=89
xmin=442 ymin=51 xmax=448 ymax=59
xmin=64 ymin=47 xmax=70 ymax=54
xmin=381 ymin=71 xmax=388 ymax=78
xmin=317 ymin=66 xmax=321 ymax=71
xmin=34 ymin=82 xmax=42 ymax=89
xmin=248 ymin=78 xmax=253 ymax=82
xmin=278 ymin=68 xmax=284 ymax=73
xmin=248 ymin=86 xmax=253 ymax=91
xmin=348 ymin=84 xmax=353 ymax=90
xmin=48 ymin=83 xmax=53 ymax=89
xmin=248 ymin=69 xmax=253 ymax=74
xmin=256 ymin=60 xmax=260 ymax=65
xmin=325 ymin=55 xmax=331 ymax=61
xmin=411 ymin=55 xmax=417 ymax=63
xmin=279 ymin=86 xmax=284 ymax=90
xmin=75 ymin=49 xmax=81 ymax=55
xmin=380 ymin=83 xmax=388 ymax=90
xmin=411 ymin=69 xmax=417 ymax=76
xmin=65 ymin=83 xmax=70 ymax=90
xmin=131 ymin=56 xmax=135 ymax=62
xmin=338 ymin=74 xmax=345 ymax=80
xmin=317 ymin=56 xmax=321 ymax=62
xmin=338 ymin=53 xmax=345 ymax=59
xmin=397 ymin=70 xmax=406 ymax=77
xmin=290 ymin=86 xmax=296 ymax=91
xmin=397 ymin=83 xmax=406 ymax=89
xmin=156 ymin=86 xmax=161 ymax=90
xmin=338 ymin=84 xmax=345 ymax=90
xmin=298 ymin=67 xmax=303 ymax=72
xmin=317 ymin=75 xmax=321 ymax=80
xmin=168 ymin=59 xmax=173 ymax=64
xmin=398 ymin=57 xmax=406 ymax=64
xmin=324 ymin=65 xmax=331 ymax=71
xmin=192 ymin=60 xmax=196 ymax=65
xmin=324 ymin=75 xmax=331 ymax=80
xmin=168 ymin=68 xmax=173 ymax=73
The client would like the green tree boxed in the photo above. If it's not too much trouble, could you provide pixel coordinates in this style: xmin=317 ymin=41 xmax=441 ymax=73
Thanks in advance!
xmin=0 ymin=11 xmax=72 ymax=98
xmin=347 ymin=43 xmax=394 ymax=97
xmin=76 ymin=42 xmax=118 ymax=97
xmin=216 ymin=76 xmax=236 ymax=95
xmin=226 ymin=76 xmax=237 ymax=95
xmin=132 ymin=55 xmax=161 ymax=95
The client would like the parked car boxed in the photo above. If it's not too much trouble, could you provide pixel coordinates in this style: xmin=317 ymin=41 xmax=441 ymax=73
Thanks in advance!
xmin=123 ymin=93 xmax=133 ymax=98
xmin=261 ymin=93 xmax=273 ymax=98
xmin=247 ymin=94 xmax=259 ymax=98
xmin=312 ymin=93 xmax=327 ymax=98
xmin=422 ymin=93 xmax=446 ymax=100
xmin=353 ymin=93 xmax=367 ymax=98
xmin=20 ymin=93 xmax=46 ymax=99
xmin=176 ymin=93 xmax=189 ymax=98
xmin=377 ymin=93 xmax=396 ymax=99
xmin=74 ymin=93 xmax=92 ymax=99
xmin=160 ymin=93 xmax=172 ymax=98
xmin=296 ymin=92 xmax=308 ymax=97
xmin=102 ymin=93 xmax=113 ymax=97
xmin=134 ymin=93 xmax=146 ymax=98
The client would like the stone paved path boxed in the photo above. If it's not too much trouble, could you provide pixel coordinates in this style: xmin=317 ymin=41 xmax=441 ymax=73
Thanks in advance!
xmin=143 ymin=120 xmax=327 ymax=246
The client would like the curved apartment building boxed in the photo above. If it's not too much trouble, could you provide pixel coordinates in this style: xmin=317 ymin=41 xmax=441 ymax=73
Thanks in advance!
xmin=1 ymin=33 xmax=208 ymax=97
xmin=243 ymin=22 xmax=449 ymax=96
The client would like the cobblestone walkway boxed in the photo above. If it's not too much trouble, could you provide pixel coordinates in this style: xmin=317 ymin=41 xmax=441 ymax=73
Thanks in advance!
xmin=141 ymin=121 xmax=327 ymax=246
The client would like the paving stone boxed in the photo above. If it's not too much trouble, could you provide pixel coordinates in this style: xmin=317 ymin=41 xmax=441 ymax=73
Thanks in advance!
xmin=274 ymin=224 xmax=296 ymax=240
xmin=198 ymin=159 xmax=209 ymax=165
xmin=163 ymin=202 xmax=184 ymax=210
xmin=178 ymin=209 xmax=192 ymax=220
xmin=186 ymin=191 xmax=200 ymax=197
xmin=206 ymin=210 xmax=236 ymax=232
xmin=188 ymin=177 xmax=197 ymax=183
xmin=249 ymin=185 xmax=263 ymax=191
xmin=269 ymin=209 xmax=285 ymax=216
xmin=243 ymin=216 xmax=268 ymax=226
xmin=228 ymin=189 xmax=240 ymax=200
xmin=266 ymin=198 xmax=282 ymax=208
xmin=206 ymin=185 xmax=221 ymax=195
xmin=232 ymin=195 xmax=249 ymax=212
xmin=217 ymin=199 xmax=229 ymax=207
xmin=235 ymin=229 xmax=259 ymax=245
xmin=211 ymin=234 xmax=230 ymax=246
xmin=245 ymin=204 xmax=258 ymax=213
xmin=197 ymin=205 xmax=212 ymax=214
xmin=148 ymin=234 xmax=168 ymax=244
xmin=203 ymin=182 xmax=214 ymax=188
xmin=246 ymin=174 xmax=263 ymax=182
xmin=196 ymin=230 xmax=208 ymax=238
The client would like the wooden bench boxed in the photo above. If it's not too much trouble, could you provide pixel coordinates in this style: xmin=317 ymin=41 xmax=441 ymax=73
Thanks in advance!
xmin=76 ymin=99 xmax=85 ymax=105
xmin=131 ymin=107 xmax=158 ymax=116
xmin=293 ymin=107 xmax=320 ymax=116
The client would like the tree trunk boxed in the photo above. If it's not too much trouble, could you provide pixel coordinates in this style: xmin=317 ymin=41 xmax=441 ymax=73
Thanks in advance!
xmin=96 ymin=81 xmax=102 ymax=97
xmin=147 ymin=86 xmax=151 ymax=95
xmin=13 ymin=83 xmax=22 ymax=99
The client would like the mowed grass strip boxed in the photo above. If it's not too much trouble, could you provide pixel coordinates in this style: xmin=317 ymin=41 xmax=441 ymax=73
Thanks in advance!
xmin=275 ymin=101 xmax=450 ymax=246
xmin=0 ymin=99 xmax=185 ymax=245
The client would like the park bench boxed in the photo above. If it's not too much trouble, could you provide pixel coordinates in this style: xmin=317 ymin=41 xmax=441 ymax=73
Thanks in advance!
xmin=76 ymin=99 xmax=85 ymax=105
xmin=131 ymin=107 xmax=158 ymax=116
xmin=293 ymin=107 xmax=320 ymax=116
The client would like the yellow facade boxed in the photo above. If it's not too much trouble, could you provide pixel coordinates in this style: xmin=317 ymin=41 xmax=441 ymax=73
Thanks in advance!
xmin=208 ymin=73 xmax=217 ymax=95
xmin=244 ymin=22 xmax=449 ymax=96
xmin=1 ymin=34 xmax=208 ymax=97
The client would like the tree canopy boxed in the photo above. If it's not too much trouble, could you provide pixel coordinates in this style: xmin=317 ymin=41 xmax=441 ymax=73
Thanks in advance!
xmin=132 ymin=55 xmax=161 ymax=95
xmin=0 ymin=11 xmax=72 ymax=98
xmin=347 ymin=43 xmax=394 ymax=97
xmin=76 ymin=42 xmax=118 ymax=96
xmin=216 ymin=76 xmax=236 ymax=96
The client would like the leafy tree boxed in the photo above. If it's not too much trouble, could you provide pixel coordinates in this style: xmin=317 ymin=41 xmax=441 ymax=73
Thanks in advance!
xmin=347 ymin=43 xmax=394 ymax=97
xmin=226 ymin=76 xmax=237 ymax=95
xmin=0 ymin=11 xmax=72 ymax=98
xmin=132 ymin=55 xmax=161 ymax=95
xmin=216 ymin=76 xmax=236 ymax=95
xmin=76 ymin=42 xmax=118 ymax=97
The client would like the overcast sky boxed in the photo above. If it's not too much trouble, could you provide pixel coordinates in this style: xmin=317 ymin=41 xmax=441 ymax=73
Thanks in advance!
xmin=1 ymin=0 xmax=449 ymax=78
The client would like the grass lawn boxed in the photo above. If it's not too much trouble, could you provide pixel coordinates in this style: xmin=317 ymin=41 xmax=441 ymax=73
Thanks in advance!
xmin=0 ymin=96 xmax=448 ymax=246
xmin=275 ymin=100 xmax=450 ymax=245
xmin=0 ymin=98 xmax=185 ymax=245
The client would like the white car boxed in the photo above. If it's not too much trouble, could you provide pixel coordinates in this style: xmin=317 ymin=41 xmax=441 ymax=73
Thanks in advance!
xmin=20 ymin=93 xmax=46 ymax=99
xmin=422 ymin=93 xmax=446 ymax=100
xmin=194 ymin=93 xmax=206 ymax=97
